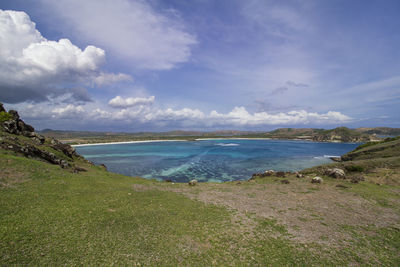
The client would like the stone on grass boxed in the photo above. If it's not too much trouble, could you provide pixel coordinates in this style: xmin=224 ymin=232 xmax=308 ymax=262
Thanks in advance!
xmin=264 ymin=170 xmax=275 ymax=176
xmin=311 ymin=177 xmax=323 ymax=183
xmin=188 ymin=179 xmax=198 ymax=186
xmin=325 ymin=168 xmax=346 ymax=179
xmin=295 ymin=172 xmax=304 ymax=178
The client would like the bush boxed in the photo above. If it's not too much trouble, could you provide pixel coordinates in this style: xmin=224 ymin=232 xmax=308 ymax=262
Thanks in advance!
xmin=0 ymin=111 xmax=12 ymax=123
xmin=345 ymin=165 xmax=364 ymax=172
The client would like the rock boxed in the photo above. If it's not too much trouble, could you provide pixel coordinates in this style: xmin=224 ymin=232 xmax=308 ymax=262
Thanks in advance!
xmin=51 ymin=143 xmax=76 ymax=158
xmin=295 ymin=172 xmax=304 ymax=178
xmin=60 ymin=160 xmax=69 ymax=168
xmin=99 ymin=163 xmax=107 ymax=170
xmin=275 ymin=171 xmax=286 ymax=177
xmin=188 ymin=179 xmax=198 ymax=186
xmin=51 ymin=138 xmax=60 ymax=145
xmin=264 ymin=170 xmax=275 ymax=176
xmin=325 ymin=168 xmax=346 ymax=179
xmin=0 ymin=102 xmax=5 ymax=113
xmin=74 ymin=166 xmax=88 ymax=172
xmin=8 ymin=110 xmax=19 ymax=120
xmin=336 ymin=184 xmax=349 ymax=189
xmin=350 ymin=176 xmax=365 ymax=184
xmin=311 ymin=176 xmax=323 ymax=183
xmin=2 ymin=120 xmax=18 ymax=134
xmin=329 ymin=157 xmax=342 ymax=162
xmin=17 ymin=120 xmax=34 ymax=133
xmin=280 ymin=179 xmax=290 ymax=184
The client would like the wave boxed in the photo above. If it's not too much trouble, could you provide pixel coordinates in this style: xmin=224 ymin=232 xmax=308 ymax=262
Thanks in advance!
xmin=216 ymin=143 xmax=239 ymax=147
xmin=313 ymin=155 xmax=340 ymax=159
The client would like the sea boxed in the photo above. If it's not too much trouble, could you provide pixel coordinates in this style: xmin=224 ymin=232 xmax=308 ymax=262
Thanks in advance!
xmin=74 ymin=139 xmax=360 ymax=183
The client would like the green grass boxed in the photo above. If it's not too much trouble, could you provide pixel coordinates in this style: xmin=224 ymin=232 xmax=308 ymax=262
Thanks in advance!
xmin=338 ymin=225 xmax=400 ymax=266
xmin=0 ymin=152 xmax=339 ymax=265
xmin=347 ymin=182 xmax=400 ymax=208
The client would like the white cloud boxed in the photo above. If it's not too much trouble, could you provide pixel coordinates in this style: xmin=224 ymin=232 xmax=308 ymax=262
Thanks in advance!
xmin=108 ymin=96 xmax=155 ymax=108
xmin=0 ymin=9 xmax=130 ymax=103
xmin=93 ymin=72 xmax=132 ymax=86
xmin=7 ymin=99 xmax=352 ymax=130
xmin=52 ymin=104 xmax=85 ymax=119
xmin=208 ymin=107 xmax=351 ymax=126
xmin=40 ymin=0 xmax=197 ymax=70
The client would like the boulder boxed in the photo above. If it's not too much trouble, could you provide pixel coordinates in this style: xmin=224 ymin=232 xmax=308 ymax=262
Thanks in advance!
xmin=8 ymin=110 xmax=19 ymax=120
xmin=311 ymin=176 xmax=323 ymax=183
xmin=264 ymin=170 xmax=275 ymax=176
xmin=17 ymin=120 xmax=35 ymax=133
xmin=275 ymin=171 xmax=286 ymax=177
xmin=188 ymin=179 xmax=198 ymax=186
xmin=2 ymin=120 xmax=18 ymax=134
xmin=295 ymin=172 xmax=304 ymax=178
xmin=325 ymin=168 xmax=346 ymax=179
xmin=51 ymin=143 xmax=76 ymax=158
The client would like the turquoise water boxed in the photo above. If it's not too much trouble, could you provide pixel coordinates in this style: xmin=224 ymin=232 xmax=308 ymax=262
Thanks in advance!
xmin=75 ymin=139 xmax=359 ymax=183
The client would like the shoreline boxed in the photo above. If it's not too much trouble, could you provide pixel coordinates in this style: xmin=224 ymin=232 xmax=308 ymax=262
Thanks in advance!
xmin=194 ymin=137 xmax=272 ymax=141
xmin=71 ymin=139 xmax=188 ymax=147
xmin=71 ymin=137 xmax=363 ymax=147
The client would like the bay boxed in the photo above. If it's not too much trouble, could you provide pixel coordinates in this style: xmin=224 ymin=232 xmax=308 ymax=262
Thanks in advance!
xmin=75 ymin=139 xmax=359 ymax=182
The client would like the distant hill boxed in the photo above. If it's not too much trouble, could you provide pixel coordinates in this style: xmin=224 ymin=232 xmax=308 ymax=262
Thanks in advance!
xmin=355 ymin=127 xmax=400 ymax=136
xmin=38 ymin=126 xmax=400 ymax=144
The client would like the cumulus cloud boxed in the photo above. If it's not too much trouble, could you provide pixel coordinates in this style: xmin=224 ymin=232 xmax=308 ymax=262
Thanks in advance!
xmin=208 ymin=107 xmax=351 ymax=126
xmin=40 ymin=0 xmax=197 ymax=70
xmin=108 ymin=96 xmax=155 ymax=108
xmin=51 ymin=104 xmax=85 ymax=119
xmin=7 ymin=99 xmax=352 ymax=130
xmin=99 ymin=97 xmax=352 ymax=127
xmin=0 ymin=9 xmax=131 ymax=103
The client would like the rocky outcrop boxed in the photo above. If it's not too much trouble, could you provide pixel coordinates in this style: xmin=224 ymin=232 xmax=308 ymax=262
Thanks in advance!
xmin=0 ymin=102 xmax=83 ymax=169
xmin=0 ymin=103 xmax=6 ymax=113
xmin=0 ymin=141 xmax=70 ymax=168
xmin=50 ymin=138 xmax=77 ymax=158
xmin=1 ymin=106 xmax=45 ymax=144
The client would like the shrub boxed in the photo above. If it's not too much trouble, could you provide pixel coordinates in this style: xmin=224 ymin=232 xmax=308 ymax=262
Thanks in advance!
xmin=0 ymin=111 xmax=12 ymax=123
xmin=345 ymin=165 xmax=364 ymax=172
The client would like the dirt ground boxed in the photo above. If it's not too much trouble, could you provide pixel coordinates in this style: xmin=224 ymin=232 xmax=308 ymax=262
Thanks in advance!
xmin=136 ymin=175 xmax=400 ymax=248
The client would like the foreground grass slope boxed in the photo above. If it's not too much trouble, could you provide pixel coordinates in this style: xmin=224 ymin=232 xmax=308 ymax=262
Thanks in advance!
xmin=1 ymin=114 xmax=399 ymax=265
xmin=1 ymin=150 xmax=326 ymax=265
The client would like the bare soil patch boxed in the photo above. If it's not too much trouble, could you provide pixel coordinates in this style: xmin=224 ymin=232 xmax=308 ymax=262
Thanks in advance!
xmin=154 ymin=176 xmax=400 ymax=248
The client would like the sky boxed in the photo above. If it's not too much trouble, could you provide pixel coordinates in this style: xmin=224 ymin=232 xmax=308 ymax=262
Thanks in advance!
xmin=0 ymin=0 xmax=399 ymax=132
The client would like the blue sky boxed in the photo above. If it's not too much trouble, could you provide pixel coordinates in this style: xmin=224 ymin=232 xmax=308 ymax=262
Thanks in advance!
xmin=0 ymin=0 xmax=399 ymax=131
